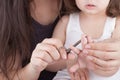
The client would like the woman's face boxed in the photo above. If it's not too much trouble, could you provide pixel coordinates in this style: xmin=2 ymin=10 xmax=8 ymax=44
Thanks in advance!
xmin=75 ymin=0 xmax=110 ymax=15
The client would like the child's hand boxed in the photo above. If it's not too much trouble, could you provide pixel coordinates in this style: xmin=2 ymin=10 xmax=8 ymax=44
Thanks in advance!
xmin=69 ymin=68 xmax=90 ymax=80
xmin=67 ymin=35 xmax=94 ymax=72
xmin=66 ymin=50 xmax=90 ymax=80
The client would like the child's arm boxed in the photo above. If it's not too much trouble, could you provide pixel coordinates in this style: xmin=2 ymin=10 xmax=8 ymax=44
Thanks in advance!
xmin=52 ymin=15 xmax=69 ymax=44
xmin=112 ymin=17 xmax=120 ymax=39
xmin=45 ymin=15 xmax=70 ymax=72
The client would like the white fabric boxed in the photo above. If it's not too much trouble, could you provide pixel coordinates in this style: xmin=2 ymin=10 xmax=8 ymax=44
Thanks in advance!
xmin=53 ymin=69 xmax=71 ymax=80
xmin=53 ymin=13 xmax=120 ymax=80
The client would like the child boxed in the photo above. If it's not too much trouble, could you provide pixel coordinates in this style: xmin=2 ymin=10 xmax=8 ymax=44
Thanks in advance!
xmin=52 ymin=0 xmax=120 ymax=80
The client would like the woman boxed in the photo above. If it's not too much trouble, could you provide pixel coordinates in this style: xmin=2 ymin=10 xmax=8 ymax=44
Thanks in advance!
xmin=0 ymin=0 xmax=67 ymax=80
xmin=0 ymin=0 xmax=120 ymax=80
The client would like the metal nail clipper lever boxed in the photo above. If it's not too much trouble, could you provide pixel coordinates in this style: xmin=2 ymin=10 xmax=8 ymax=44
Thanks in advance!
xmin=66 ymin=40 xmax=81 ymax=54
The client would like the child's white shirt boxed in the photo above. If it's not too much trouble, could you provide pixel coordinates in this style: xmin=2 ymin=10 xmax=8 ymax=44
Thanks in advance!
xmin=53 ymin=13 xmax=120 ymax=80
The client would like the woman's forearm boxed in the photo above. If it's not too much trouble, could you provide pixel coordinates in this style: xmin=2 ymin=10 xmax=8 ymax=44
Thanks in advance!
xmin=0 ymin=63 xmax=40 ymax=80
xmin=46 ymin=60 xmax=67 ymax=72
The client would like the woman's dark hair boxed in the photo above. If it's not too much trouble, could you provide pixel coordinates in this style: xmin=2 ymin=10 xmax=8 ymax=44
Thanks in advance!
xmin=0 ymin=0 xmax=32 ymax=79
xmin=63 ymin=0 xmax=120 ymax=17
xmin=0 ymin=0 xmax=64 ymax=79
xmin=58 ymin=0 xmax=67 ymax=16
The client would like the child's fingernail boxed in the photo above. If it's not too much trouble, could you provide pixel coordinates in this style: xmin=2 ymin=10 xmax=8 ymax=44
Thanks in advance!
xmin=70 ymin=67 xmax=76 ymax=72
xmin=84 ymin=38 xmax=87 ymax=44
xmin=85 ymin=45 xmax=91 ymax=48
xmin=83 ymin=50 xmax=88 ymax=54
xmin=87 ymin=56 xmax=93 ymax=60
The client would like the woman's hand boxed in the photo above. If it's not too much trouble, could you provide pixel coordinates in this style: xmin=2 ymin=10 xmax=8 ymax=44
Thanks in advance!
xmin=68 ymin=36 xmax=120 ymax=77
xmin=30 ymin=38 xmax=67 ymax=73
xmin=84 ymin=39 xmax=120 ymax=76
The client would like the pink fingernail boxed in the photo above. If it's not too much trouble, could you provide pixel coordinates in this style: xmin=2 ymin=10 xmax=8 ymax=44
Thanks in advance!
xmin=83 ymin=50 xmax=88 ymax=54
xmin=85 ymin=45 xmax=91 ymax=49
xmin=70 ymin=67 xmax=76 ymax=72
xmin=87 ymin=56 xmax=93 ymax=60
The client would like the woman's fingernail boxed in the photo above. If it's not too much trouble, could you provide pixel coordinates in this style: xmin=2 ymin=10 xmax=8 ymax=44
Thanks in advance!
xmin=85 ymin=45 xmax=91 ymax=49
xmin=63 ymin=54 xmax=67 ymax=59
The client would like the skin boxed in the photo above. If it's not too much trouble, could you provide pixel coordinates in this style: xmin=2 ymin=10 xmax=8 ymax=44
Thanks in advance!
xmin=70 ymin=17 xmax=120 ymax=77
xmin=85 ymin=39 xmax=120 ymax=76
xmin=75 ymin=0 xmax=110 ymax=15
xmin=0 ymin=0 xmax=68 ymax=80
xmin=68 ymin=36 xmax=120 ymax=79
xmin=52 ymin=14 xmax=90 ymax=80
xmin=53 ymin=0 xmax=120 ymax=79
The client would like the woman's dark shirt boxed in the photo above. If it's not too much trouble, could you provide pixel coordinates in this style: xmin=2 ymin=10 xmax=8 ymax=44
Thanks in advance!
xmin=31 ymin=17 xmax=59 ymax=80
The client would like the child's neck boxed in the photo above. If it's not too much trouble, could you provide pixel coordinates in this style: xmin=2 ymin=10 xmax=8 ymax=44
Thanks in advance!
xmin=80 ymin=12 xmax=106 ymax=20
xmin=79 ymin=12 xmax=107 ymax=39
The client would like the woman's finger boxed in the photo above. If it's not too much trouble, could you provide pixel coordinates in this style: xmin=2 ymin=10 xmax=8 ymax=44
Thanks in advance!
xmin=42 ymin=38 xmax=67 ymax=59
xmin=85 ymin=41 xmax=120 ymax=51
xmin=92 ymin=68 xmax=118 ymax=76
xmin=87 ymin=56 xmax=120 ymax=70
xmin=32 ymin=49 xmax=53 ymax=63
xmin=59 ymin=47 xmax=67 ymax=59
xmin=42 ymin=38 xmax=63 ymax=49
xmin=85 ymin=49 xmax=120 ymax=60
xmin=35 ymin=43 xmax=61 ymax=60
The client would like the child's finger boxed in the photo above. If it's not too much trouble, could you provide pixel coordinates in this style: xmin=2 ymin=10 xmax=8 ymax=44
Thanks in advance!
xmin=87 ymin=36 xmax=94 ymax=43
xmin=75 ymin=72 xmax=81 ymax=80
xmin=69 ymin=72 xmax=75 ymax=80
xmin=81 ymin=34 xmax=88 ymax=49
xmin=69 ymin=63 xmax=80 ymax=72
xmin=70 ymin=46 xmax=81 ymax=54
xmin=67 ymin=52 xmax=78 ymax=69
xmin=83 ymin=69 xmax=90 ymax=80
